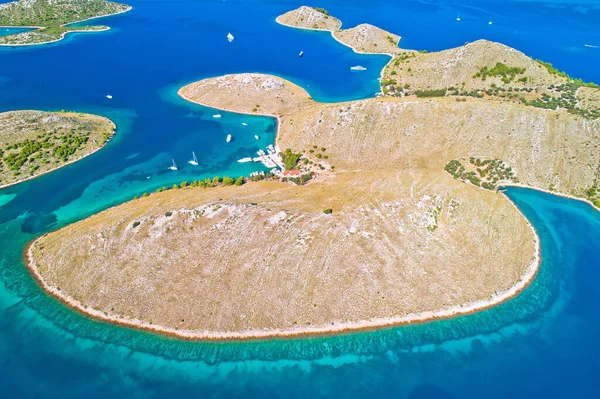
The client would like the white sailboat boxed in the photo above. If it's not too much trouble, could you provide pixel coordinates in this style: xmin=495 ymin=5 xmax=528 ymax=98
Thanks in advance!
xmin=169 ymin=159 xmax=178 ymax=171
xmin=488 ymin=21 xmax=493 ymax=25
xmin=188 ymin=152 xmax=198 ymax=166
xmin=299 ymin=50 xmax=304 ymax=57
xmin=242 ymin=122 xmax=248 ymax=126
xmin=106 ymin=94 xmax=113 ymax=99
xmin=456 ymin=15 xmax=461 ymax=21
xmin=254 ymin=135 xmax=259 ymax=140
xmin=226 ymin=134 xmax=232 ymax=143
xmin=227 ymin=32 xmax=234 ymax=42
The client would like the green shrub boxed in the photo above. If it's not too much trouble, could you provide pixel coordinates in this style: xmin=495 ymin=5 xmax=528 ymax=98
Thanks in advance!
xmin=415 ymin=89 xmax=447 ymax=98
xmin=281 ymin=148 xmax=302 ymax=170
xmin=323 ymin=208 xmax=333 ymax=214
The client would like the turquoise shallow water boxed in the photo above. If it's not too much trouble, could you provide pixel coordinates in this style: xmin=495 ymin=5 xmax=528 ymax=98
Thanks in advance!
xmin=1 ymin=0 xmax=600 ymax=397
xmin=0 ymin=27 xmax=33 ymax=37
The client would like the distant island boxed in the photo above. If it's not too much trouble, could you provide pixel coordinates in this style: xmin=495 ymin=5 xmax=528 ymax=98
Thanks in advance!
xmin=26 ymin=7 xmax=599 ymax=340
xmin=0 ymin=110 xmax=115 ymax=188
xmin=0 ymin=0 xmax=131 ymax=46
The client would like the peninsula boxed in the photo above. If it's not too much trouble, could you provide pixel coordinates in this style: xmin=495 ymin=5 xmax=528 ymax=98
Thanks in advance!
xmin=276 ymin=6 xmax=402 ymax=55
xmin=0 ymin=0 xmax=131 ymax=46
xmin=0 ymin=110 xmax=116 ymax=188
xmin=26 ymin=9 xmax=600 ymax=340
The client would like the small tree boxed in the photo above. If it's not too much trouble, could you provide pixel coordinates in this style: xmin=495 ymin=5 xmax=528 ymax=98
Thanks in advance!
xmin=234 ymin=176 xmax=244 ymax=186
xmin=222 ymin=176 xmax=234 ymax=186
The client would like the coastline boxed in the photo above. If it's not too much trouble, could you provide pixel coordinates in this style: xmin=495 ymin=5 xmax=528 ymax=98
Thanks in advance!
xmin=23 ymin=86 xmax=545 ymax=342
xmin=177 ymin=87 xmax=283 ymax=147
xmin=0 ymin=119 xmax=116 ymax=191
xmin=275 ymin=14 xmax=405 ymax=85
xmin=25 ymin=209 xmax=540 ymax=341
xmin=0 ymin=5 xmax=132 ymax=47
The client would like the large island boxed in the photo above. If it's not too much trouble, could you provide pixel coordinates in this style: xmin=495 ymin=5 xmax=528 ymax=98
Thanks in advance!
xmin=0 ymin=0 xmax=131 ymax=46
xmin=0 ymin=110 xmax=116 ymax=188
xmin=26 ymin=8 xmax=600 ymax=340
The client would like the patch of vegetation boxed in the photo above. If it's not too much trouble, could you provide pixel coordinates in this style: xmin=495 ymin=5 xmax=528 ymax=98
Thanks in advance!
xmin=323 ymin=208 xmax=333 ymax=214
xmin=288 ymin=171 xmax=314 ymax=186
xmin=445 ymin=158 xmax=517 ymax=189
xmin=0 ymin=0 xmax=130 ymax=45
xmin=415 ymin=89 xmax=447 ymax=98
xmin=522 ymin=83 xmax=600 ymax=119
xmin=474 ymin=63 xmax=526 ymax=84
xmin=314 ymin=7 xmax=329 ymax=15
xmin=0 ymin=111 xmax=114 ymax=184
xmin=281 ymin=148 xmax=303 ymax=170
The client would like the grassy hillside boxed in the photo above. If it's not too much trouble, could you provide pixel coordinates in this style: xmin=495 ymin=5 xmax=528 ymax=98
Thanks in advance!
xmin=0 ymin=110 xmax=115 ymax=187
xmin=0 ymin=0 xmax=130 ymax=45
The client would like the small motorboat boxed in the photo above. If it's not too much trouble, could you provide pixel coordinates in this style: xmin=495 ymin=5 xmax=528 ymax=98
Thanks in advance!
xmin=254 ymin=135 xmax=259 ymax=140
xmin=350 ymin=65 xmax=367 ymax=71
xmin=106 ymin=95 xmax=113 ymax=99
xmin=226 ymin=134 xmax=232 ymax=143
xmin=227 ymin=32 xmax=234 ymax=42
xmin=299 ymin=50 xmax=304 ymax=57
xmin=213 ymin=114 xmax=222 ymax=118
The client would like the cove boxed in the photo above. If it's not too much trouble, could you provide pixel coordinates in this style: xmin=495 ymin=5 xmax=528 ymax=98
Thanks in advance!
xmin=1 ymin=0 xmax=600 ymax=397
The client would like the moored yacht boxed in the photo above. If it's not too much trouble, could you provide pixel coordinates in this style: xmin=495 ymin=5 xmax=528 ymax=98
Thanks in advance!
xmin=188 ymin=152 xmax=198 ymax=166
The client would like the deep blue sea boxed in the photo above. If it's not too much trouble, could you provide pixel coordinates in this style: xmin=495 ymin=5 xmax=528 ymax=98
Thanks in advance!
xmin=1 ymin=0 xmax=600 ymax=397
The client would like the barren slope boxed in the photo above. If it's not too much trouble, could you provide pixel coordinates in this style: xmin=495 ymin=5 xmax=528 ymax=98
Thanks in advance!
xmin=276 ymin=6 xmax=402 ymax=55
xmin=35 ymin=71 xmax=600 ymax=338
xmin=31 ymin=169 xmax=534 ymax=339
xmin=275 ymin=6 xmax=341 ymax=31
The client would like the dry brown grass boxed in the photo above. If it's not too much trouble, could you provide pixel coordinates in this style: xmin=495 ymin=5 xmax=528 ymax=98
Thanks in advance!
xmin=32 ymin=169 xmax=533 ymax=336
xmin=277 ymin=6 xmax=401 ymax=55
xmin=36 ymin=67 xmax=600 ymax=338
xmin=275 ymin=6 xmax=341 ymax=31
xmin=383 ymin=40 xmax=565 ymax=91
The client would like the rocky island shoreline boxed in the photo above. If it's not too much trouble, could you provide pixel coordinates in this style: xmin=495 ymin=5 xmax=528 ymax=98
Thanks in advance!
xmin=23 ymin=7 xmax=600 ymax=340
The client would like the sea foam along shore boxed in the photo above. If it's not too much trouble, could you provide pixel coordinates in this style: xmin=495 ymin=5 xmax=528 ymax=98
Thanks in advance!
xmin=0 ymin=5 xmax=132 ymax=47
xmin=275 ymin=7 xmax=406 ymax=84
xmin=0 ymin=118 xmax=116 ymax=190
